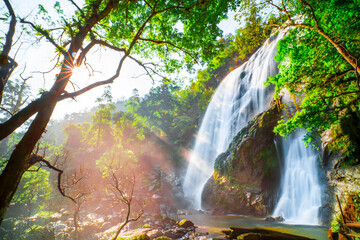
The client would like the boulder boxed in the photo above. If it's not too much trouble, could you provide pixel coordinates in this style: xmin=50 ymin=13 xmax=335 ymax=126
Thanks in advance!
xmin=163 ymin=228 xmax=188 ymax=238
xmin=237 ymin=233 xmax=262 ymax=240
xmin=176 ymin=219 xmax=195 ymax=228
xmin=274 ymin=216 xmax=285 ymax=222
xmin=147 ymin=229 xmax=163 ymax=239
xmin=224 ymin=227 xmax=314 ymax=240
xmin=202 ymin=101 xmax=282 ymax=216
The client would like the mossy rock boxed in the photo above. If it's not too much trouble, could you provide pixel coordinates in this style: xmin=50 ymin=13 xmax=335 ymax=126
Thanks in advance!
xmin=202 ymin=101 xmax=282 ymax=216
xmin=176 ymin=219 xmax=194 ymax=228
xmin=129 ymin=233 xmax=150 ymax=240
xmin=155 ymin=237 xmax=172 ymax=240
xmin=237 ymin=233 xmax=262 ymax=240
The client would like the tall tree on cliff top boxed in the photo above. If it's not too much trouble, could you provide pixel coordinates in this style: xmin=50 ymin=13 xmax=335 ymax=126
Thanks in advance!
xmin=241 ymin=0 xmax=360 ymax=163
xmin=0 ymin=0 xmax=239 ymax=224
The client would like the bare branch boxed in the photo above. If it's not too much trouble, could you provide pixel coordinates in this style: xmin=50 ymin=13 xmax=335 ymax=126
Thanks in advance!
xmin=68 ymin=0 xmax=85 ymax=17
xmin=35 ymin=157 xmax=76 ymax=203
xmin=127 ymin=55 xmax=156 ymax=82
xmin=94 ymin=39 xmax=127 ymax=53
xmin=139 ymin=37 xmax=198 ymax=63
xmin=75 ymin=39 xmax=126 ymax=66
xmin=75 ymin=41 xmax=96 ymax=66
xmin=59 ymin=55 xmax=127 ymax=100
xmin=1 ymin=0 xmax=16 ymax=57
xmin=19 ymin=19 xmax=66 ymax=55
xmin=0 ymin=107 xmax=13 ymax=116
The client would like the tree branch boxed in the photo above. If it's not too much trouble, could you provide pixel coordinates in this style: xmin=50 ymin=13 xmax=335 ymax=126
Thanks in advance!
xmin=35 ymin=157 xmax=76 ymax=203
xmin=59 ymin=55 xmax=127 ymax=100
xmin=68 ymin=0 xmax=85 ymax=17
xmin=298 ymin=0 xmax=318 ymax=27
xmin=0 ymin=94 xmax=46 ymax=141
xmin=139 ymin=37 xmax=198 ymax=63
xmin=1 ymin=0 xmax=16 ymax=57
xmin=19 ymin=19 xmax=66 ymax=55
xmin=0 ymin=107 xmax=13 ymax=116
xmin=76 ymin=39 xmax=126 ymax=66
xmin=75 ymin=41 xmax=96 ymax=66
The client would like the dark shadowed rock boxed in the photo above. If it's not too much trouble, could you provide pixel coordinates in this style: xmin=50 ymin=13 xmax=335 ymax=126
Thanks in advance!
xmin=237 ymin=233 xmax=262 ymax=240
xmin=224 ymin=227 xmax=315 ymax=240
xmin=202 ymin=101 xmax=282 ymax=216
xmin=176 ymin=219 xmax=195 ymax=228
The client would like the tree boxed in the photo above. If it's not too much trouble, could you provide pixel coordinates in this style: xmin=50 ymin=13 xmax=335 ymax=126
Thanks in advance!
xmin=61 ymin=167 xmax=93 ymax=240
xmin=0 ymin=0 xmax=239 ymax=224
xmin=0 ymin=0 xmax=17 ymax=105
xmin=240 ymin=0 xmax=360 ymax=163
xmin=96 ymin=144 xmax=144 ymax=240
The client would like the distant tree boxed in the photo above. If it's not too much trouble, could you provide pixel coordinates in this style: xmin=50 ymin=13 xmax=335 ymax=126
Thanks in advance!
xmin=61 ymin=166 xmax=93 ymax=240
xmin=96 ymin=144 xmax=144 ymax=240
xmin=0 ymin=0 xmax=240 ymax=223
xmin=0 ymin=77 xmax=31 ymax=158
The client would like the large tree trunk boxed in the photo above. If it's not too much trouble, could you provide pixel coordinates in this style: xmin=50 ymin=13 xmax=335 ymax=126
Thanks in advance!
xmin=0 ymin=0 xmax=119 ymax=224
xmin=0 ymin=95 xmax=57 ymax=224
xmin=0 ymin=58 xmax=73 ymax=224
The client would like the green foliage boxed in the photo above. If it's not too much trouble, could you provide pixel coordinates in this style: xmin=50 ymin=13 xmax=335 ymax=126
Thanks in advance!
xmin=96 ymin=143 xmax=138 ymax=178
xmin=245 ymin=0 xmax=360 ymax=164
xmin=12 ymin=167 xmax=53 ymax=208
xmin=0 ymin=78 xmax=31 ymax=117
xmin=331 ymin=213 xmax=342 ymax=233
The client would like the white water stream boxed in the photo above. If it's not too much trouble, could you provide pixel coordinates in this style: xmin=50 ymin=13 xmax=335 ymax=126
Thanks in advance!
xmin=182 ymin=32 xmax=322 ymax=225
xmin=272 ymin=131 xmax=322 ymax=225
xmin=183 ymin=34 xmax=280 ymax=209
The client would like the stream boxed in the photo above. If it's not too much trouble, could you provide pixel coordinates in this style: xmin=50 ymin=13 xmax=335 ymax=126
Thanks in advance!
xmin=180 ymin=213 xmax=328 ymax=239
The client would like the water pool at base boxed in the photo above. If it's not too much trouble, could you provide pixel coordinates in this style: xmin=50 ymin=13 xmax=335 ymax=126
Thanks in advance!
xmin=180 ymin=213 xmax=329 ymax=240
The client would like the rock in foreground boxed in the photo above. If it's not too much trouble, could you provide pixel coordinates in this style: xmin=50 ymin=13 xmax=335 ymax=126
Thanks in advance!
xmin=223 ymin=227 xmax=315 ymax=240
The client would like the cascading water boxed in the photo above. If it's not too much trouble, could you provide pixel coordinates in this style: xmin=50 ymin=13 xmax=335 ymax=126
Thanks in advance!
xmin=183 ymin=31 xmax=323 ymax=225
xmin=182 ymin=34 xmax=281 ymax=210
xmin=272 ymin=131 xmax=322 ymax=225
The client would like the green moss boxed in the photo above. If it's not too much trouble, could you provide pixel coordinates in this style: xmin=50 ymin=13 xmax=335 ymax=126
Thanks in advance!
xmin=330 ymin=213 xmax=342 ymax=233
xmin=155 ymin=237 xmax=172 ymax=240
xmin=130 ymin=234 xmax=150 ymax=240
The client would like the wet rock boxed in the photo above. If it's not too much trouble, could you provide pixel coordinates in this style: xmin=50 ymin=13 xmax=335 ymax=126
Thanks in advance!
xmin=264 ymin=216 xmax=275 ymax=222
xmin=201 ymin=101 xmax=282 ymax=216
xmin=274 ymin=216 xmax=285 ymax=222
xmin=223 ymin=227 xmax=314 ymax=240
xmin=163 ymin=228 xmax=187 ymax=238
xmin=147 ymin=229 xmax=163 ymax=239
xmin=237 ymin=233 xmax=262 ymax=240
xmin=176 ymin=219 xmax=195 ymax=228
xmin=328 ymin=165 xmax=360 ymax=222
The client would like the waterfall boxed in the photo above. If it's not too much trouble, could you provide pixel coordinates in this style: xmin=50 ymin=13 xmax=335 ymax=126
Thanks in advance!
xmin=182 ymin=31 xmax=323 ymax=225
xmin=182 ymin=34 xmax=281 ymax=209
xmin=272 ymin=131 xmax=322 ymax=225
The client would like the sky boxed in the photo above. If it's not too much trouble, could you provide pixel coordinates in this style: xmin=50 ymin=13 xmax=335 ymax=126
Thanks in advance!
xmin=2 ymin=0 xmax=240 ymax=119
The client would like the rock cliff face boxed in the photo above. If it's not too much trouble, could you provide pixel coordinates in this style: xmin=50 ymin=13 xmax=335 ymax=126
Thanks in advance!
xmin=327 ymin=165 xmax=360 ymax=219
xmin=201 ymin=101 xmax=282 ymax=216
